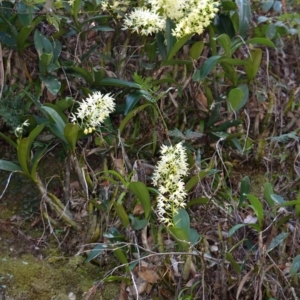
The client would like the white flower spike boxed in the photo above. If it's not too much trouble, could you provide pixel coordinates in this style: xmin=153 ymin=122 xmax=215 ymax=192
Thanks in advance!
xmin=71 ymin=91 xmax=115 ymax=134
xmin=152 ymin=142 xmax=188 ymax=226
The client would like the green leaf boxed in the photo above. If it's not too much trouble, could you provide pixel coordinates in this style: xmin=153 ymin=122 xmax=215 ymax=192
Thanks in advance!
xmin=39 ymin=75 xmax=61 ymax=95
xmin=270 ymin=194 xmax=285 ymax=204
xmin=247 ymin=194 xmax=264 ymax=228
xmin=129 ymin=214 xmax=148 ymax=230
xmin=216 ymin=34 xmax=231 ymax=57
xmin=192 ymin=55 xmax=221 ymax=81
xmin=215 ymin=14 xmax=236 ymax=38
xmin=245 ymin=48 xmax=262 ymax=81
xmin=65 ymin=66 xmax=94 ymax=85
xmin=226 ymin=252 xmax=241 ymax=274
xmin=264 ymin=182 xmax=275 ymax=207
xmin=114 ymin=202 xmax=129 ymax=228
xmin=169 ymin=227 xmax=190 ymax=250
xmin=64 ymin=123 xmax=79 ymax=153
xmin=85 ymin=244 xmax=108 ymax=262
xmin=290 ymin=255 xmax=300 ymax=277
xmin=189 ymin=41 xmax=204 ymax=60
xmin=227 ymin=88 xmax=244 ymax=112
xmin=34 ymin=29 xmax=53 ymax=57
xmin=166 ymin=18 xmax=177 ymax=55
xmin=220 ymin=62 xmax=238 ymax=85
xmin=228 ymin=224 xmax=245 ymax=237
xmin=246 ymin=38 xmax=275 ymax=48
xmin=186 ymin=197 xmax=209 ymax=208
xmin=189 ymin=228 xmax=200 ymax=245
xmin=113 ymin=247 xmax=129 ymax=272
xmin=128 ymin=182 xmax=151 ymax=218
xmin=30 ymin=144 xmax=48 ymax=181
xmin=237 ymin=0 xmax=252 ymax=37
xmin=185 ymin=170 xmax=215 ymax=191
xmin=173 ymin=209 xmax=190 ymax=236
xmin=42 ymin=106 xmax=66 ymax=140
xmin=99 ymin=78 xmax=141 ymax=89
xmin=55 ymin=98 xmax=75 ymax=111
xmin=17 ymin=138 xmax=31 ymax=177
xmin=167 ymin=34 xmax=192 ymax=60
xmin=0 ymin=132 xmax=17 ymax=148
xmin=17 ymin=16 xmax=45 ymax=53
xmin=0 ymin=160 xmax=22 ymax=172
xmin=119 ymin=103 xmax=153 ymax=134
xmin=267 ymin=232 xmax=288 ymax=252
xmin=239 ymin=176 xmax=250 ymax=207
xmin=262 ymin=0 xmax=274 ymax=12
xmin=44 ymin=103 xmax=68 ymax=123
xmin=124 ymin=90 xmax=145 ymax=115
xmin=266 ymin=23 xmax=277 ymax=39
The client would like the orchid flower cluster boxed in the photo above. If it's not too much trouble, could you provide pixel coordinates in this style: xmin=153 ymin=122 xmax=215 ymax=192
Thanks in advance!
xmin=71 ymin=91 xmax=115 ymax=134
xmin=14 ymin=119 xmax=30 ymax=139
xmin=123 ymin=0 xmax=219 ymax=38
xmin=152 ymin=142 xmax=188 ymax=226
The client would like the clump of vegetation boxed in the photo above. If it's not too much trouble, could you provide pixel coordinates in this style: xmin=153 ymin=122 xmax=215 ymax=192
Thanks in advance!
xmin=0 ymin=0 xmax=299 ymax=299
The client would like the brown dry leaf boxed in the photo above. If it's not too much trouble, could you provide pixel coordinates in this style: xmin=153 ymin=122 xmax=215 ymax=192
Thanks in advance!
xmin=118 ymin=281 xmax=128 ymax=300
xmin=137 ymin=267 xmax=160 ymax=284
xmin=133 ymin=203 xmax=144 ymax=215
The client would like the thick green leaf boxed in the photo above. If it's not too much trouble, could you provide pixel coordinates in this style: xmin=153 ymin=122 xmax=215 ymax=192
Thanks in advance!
xmin=166 ymin=18 xmax=176 ymax=55
xmin=245 ymin=48 xmax=262 ymax=81
xmin=247 ymin=194 xmax=264 ymax=228
xmin=226 ymin=252 xmax=241 ymax=274
xmin=236 ymin=0 xmax=251 ymax=37
xmin=128 ymin=182 xmax=151 ymax=218
xmin=85 ymin=244 xmax=108 ymax=262
xmin=124 ymin=90 xmax=145 ymax=115
xmin=65 ymin=66 xmax=94 ymax=85
xmin=215 ymin=14 xmax=236 ymax=38
xmin=173 ymin=209 xmax=190 ymax=237
xmin=104 ymin=227 xmax=125 ymax=243
xmin=185 ymin=170 xmax=214 ymax=191
xmin=113 ymin=247 xmax=129 ymax=272
xmin=192 ymin=55 xmax=221 ymax=81
xmin=266 ymin=23 xmax=277 ymax=39
xmin=186 ymin=197 xmax=209 ymax=208
xmin=227 ymin=88 xmax=244 ymax=112
xmin=99 ymin=78 xmax=140 ymax=89
xmin=189 ymin=41 xmax=204 ymax=60
xmin=0 ymin=160 xmax=22 ymax=172
xmin=270 ymin=194 xmax=285 ymax=205
xmin=114 ymin=203 xmax=129 ymax=228
xmin=30 ymin=144 xmax=48 ymax=181
xmin=290 ymin=255 xmax=300 ymax=277
xmin=44 ymin=103 xmax=68 ymax=123
xmin=228 ymin=224 xmax=245 ymax=237
xmin=239 ymin=176 xmax=250 ymax=207
xmin=216 ymin=34 xmax=231 ymax=57
xmin=189 ymin=228 xmax=200 ymax=245
xmin=129 ymin=214 xmax=148 ymax=230
xmin=220 ymin=58 xmax=250 ymax=66
xmin=264 ymin=182 xmax=275 ymax=207
xmin=169 ymin=227 xmax=190 ymax=250
xmin=220 ymin=62 xmax=238 ymax=85
xmin=167 ymin=34 xmax=193 ymax=60
xmin=34 ymin=29 xmax=53 ymax=57
xmin=17 ymin=138 xmax=31 ymax=177
xmin=0 ymin=132 xmax=17 ymax=148
xmin=17 ymin=16 xmax=45 ymax=53
xmin=64 ymin=123 xmax=79 ymax=153
xmin=119 ymin=103 xmax=153 ymax=134
xmin=246 ymin=38 xmax=275 ymax=48
xmin=55 ymin=98 xmax=75 ymax=111
xmin=39 ymin=75 xmax=61 ymax=95
xmin=267 ymin=232 xmax=288 ymax=252
xmin=42 ymin=106 xmax=66 ymax=141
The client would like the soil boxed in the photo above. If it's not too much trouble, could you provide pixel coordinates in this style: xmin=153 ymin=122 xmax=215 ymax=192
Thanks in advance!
xmin=0 ymin=153 xmax=119 ymax=300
